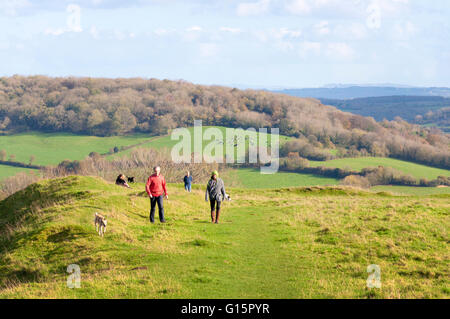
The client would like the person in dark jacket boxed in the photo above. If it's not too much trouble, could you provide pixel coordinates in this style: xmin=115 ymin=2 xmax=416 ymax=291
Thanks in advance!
xmin=183 ymin=171 xmax=193 ymax=192
xmin=205 ymin=170 xmax=227 ymax=224
xmin=116 ymin=174 xmax=130 ymax=188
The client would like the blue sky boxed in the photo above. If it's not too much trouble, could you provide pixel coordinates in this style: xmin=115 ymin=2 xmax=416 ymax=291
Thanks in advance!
xmin=1 ymin=0 xmax=449 ymax=88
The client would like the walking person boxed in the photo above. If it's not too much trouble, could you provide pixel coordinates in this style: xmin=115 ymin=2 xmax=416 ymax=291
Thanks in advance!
xmin=145 ymin=166 xmax=168 ymax=224
xmin=183 ymin=171 xmax=193 ymax=192
xmin=205 ymin=170 xmax=227 ymax=224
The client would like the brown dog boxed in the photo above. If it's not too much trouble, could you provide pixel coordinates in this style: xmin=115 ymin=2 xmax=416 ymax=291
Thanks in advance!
xmin=94 ymin=212 xmax=107 ymax=237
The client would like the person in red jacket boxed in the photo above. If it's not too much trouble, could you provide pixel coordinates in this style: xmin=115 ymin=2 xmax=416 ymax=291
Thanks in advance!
xmin=145 ymin=166 xmax=168 ymax=223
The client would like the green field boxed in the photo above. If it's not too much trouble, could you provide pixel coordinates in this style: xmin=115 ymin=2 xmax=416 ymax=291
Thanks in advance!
xmin=0 ymin=165 xmax=38 ymax=180
xmin=1 ymin=131 xmax=449 ymax=200
xmin=224 ymin=168 xmax=339 ymax=189
xmin=0 ymin=128 xmax=287 ymax=170
xmin=108 ymin=126 xmax=290 ymax=160
xmin=0 ymin=132 xmax=154 ymax=166
xmin=310 ymin=157 xmax=450 ymax=180
xmin=0 ymin=176 xmax=448 ymax=299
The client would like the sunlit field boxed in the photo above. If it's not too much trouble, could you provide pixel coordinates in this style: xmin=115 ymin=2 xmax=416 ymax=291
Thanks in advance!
xmin=0 ymin=176 xmax=448 ymax=299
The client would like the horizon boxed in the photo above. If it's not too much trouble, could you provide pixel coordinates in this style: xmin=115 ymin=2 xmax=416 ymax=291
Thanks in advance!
xmin=1 ymin=0 xmax=450 ymax=87
xmin=3 ymin=74 xmax=450 ymax=91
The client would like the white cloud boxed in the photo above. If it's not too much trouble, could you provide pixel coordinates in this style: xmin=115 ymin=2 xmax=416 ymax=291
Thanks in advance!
xmin=335 ymin=23 xmax=367 ymax=40
xmin=366 ymin=0 xmax=411 ymax=29
xmin=199 ymin=43 xmax=219 ymax=58
xmin=279 ymin=27 xmax=302 ymax=38
xmin=392 ymin=21 xmax=417 ymax=39
xmin=44 ymin=4 xmax=83 ymax=36
xmin=220 ymin=27 xmax=242 ymax=34
xmin=153 ymin=28 xmax=176 ymax=36
xmin=271 ymin=27 xmax=302 ymax=40
xmin=44 ymin=28 xmax=66 ymax=36
xmin=237 ymin=0 xmax=270 ymax=16
xmin=285 ymin=0 xmax=311 ymax=15
xmin=114 ymin=30 xmax=126 ymax=40
xmin=184 ymin=26 xmax=204 ymax=42
xmin=186 ymin=26 xmax=203 ymax=32
xmin=90 ymin=26 xmax=100 ymax=39
xmin=0 ymin=0 xmax=30 ymax=16
xmin=299 ymin=41 xmax=321 ymax=58
xmin=285 ymin=0 xmax=359 ymax=16
xmin=327 ymin=42 xmax=355 ymax=59
xmin=314 ymin=21 xmax=330 ymax=36
xmin=66 ymin=4 xmax=82 ymax=32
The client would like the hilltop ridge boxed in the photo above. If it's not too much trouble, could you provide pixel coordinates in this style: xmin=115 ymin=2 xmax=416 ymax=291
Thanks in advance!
xmin=0 ymin=176 xmax=448 ymax=298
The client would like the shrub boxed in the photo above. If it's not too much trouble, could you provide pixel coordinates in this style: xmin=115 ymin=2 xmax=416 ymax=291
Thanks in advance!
xmin=341 ymin=175 xmax=371 ymax=189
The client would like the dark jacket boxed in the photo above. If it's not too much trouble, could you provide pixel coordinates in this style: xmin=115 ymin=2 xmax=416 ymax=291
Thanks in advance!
xmin=184 ymin=175 xmax=193 ymax=185
xmin=116 ymin=176 xmax=129 ymax=187
xmin=205 ymin=178 xmax=226 ymax=202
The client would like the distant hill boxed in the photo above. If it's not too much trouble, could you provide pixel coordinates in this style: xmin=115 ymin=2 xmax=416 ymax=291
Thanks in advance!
xmin=318 ymin=96 xmax=450 ymax=123
xmin=273 ymin=86 xmax=450 ymax=99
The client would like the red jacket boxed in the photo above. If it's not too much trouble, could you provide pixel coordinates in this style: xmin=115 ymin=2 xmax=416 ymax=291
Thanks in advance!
xmin=146 ymin=174 xmax=168 ymax=197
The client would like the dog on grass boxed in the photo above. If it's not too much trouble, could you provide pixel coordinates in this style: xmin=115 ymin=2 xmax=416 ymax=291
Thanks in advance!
xmin=127 ymin=177 xmax=135 ymax=183
xmin=94 ymin=212 xmax=107 ymax=237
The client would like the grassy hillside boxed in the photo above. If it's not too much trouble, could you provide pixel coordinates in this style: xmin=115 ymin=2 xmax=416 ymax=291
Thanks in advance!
xmin=0 ymin=176 xmax=448 ymax=299
xmin=0 ymin=132 xmax=154 ymax=166
xmin=0 ymin=165 xmax=38 ymax=180
xmin=0 ymin=127 xmax=287 ymax=180
xmin=108 ymin=126 xmax=290 ymax=160
xmin=223 ymin=168 xmax=339 ymax=189
xmin=310 ymin=157 xmax=450 ymax=180
xmin=371 ymin=186 xmax=450 ymax=196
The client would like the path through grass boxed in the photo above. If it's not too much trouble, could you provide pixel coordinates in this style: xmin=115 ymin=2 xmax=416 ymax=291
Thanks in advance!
xmin=0 ymin=176 xmax=448 ymax=298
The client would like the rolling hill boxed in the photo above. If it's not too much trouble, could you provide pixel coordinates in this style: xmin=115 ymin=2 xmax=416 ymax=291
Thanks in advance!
xmin=273 ymin=86 xmax=450 ymax=99
xmin=319 ymin=96 xmax=450 ymax=122
xmin=309 ymin=157 xmax=450 ymax=181
xmin=0 ymin=132 xmax=154 ymax=166
xmin=0 ymin=176 xmax=448 ymax=299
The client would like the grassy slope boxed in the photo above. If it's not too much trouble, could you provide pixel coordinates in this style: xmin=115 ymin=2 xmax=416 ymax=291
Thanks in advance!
xmin=224 ymin=168 xmax=339 ymax=189
xmin=0 ymin=165 xmax=38 ymax=180
xmin=0 ymin=132 xmax=154 ymax=166
xmin=0 ymin=176 xmax=448 ymax=299
xmin=108 ymin=126 xmax=291 ymax=160
xmin=371 ymin=186 xmax=450 ymax=196
xmin=0 ymin=127 xmax=286 ymax=179
xmin=310 ymin=157 xmax=450 ymax=180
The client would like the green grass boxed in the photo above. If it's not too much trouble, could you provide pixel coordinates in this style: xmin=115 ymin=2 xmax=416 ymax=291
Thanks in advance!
xmin=310 ymin=157 xmax=450 ymax=180
xmin=0 ymin=176 xmax=448 ymax=299
xmin=0 ymin=165 xmax=38 ymax=180
xmin=371 ymin=185 xmax=450 ymax=196
xmin=0 ymin=128 xmax=288 ymax=175
xmin=108 ymin=126 xmax=291 ymax=160
xmin=0 ymin=132 xmax=154 ymax=166
xmin=223 ymin=168 xmax=339 ymax=189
